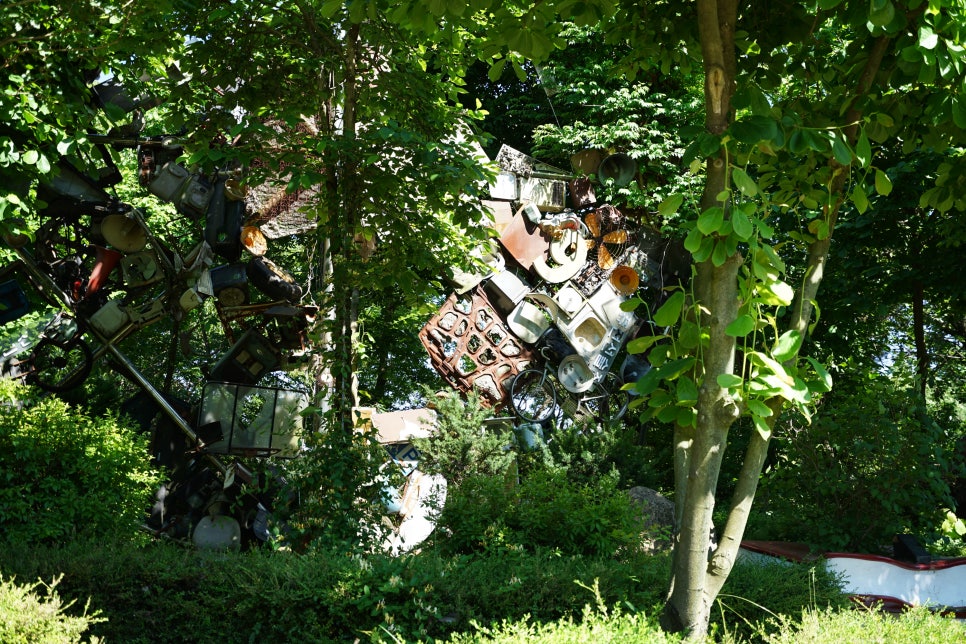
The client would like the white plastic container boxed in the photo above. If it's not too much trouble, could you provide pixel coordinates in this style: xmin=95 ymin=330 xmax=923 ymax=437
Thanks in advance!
xmin=90 ymin=299 xmax=130 ymax=337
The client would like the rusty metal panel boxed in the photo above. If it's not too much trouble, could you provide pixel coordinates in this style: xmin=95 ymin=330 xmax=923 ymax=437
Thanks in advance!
xmin=419 ymin=286 xmax=533 ymax=407
xmin=497 ymin=208 xmax=550 ymax=271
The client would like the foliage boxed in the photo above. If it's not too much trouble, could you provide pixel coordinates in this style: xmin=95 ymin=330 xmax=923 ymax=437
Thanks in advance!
xmin=813 ymin=146 xmax=966 ymax=396
xmin=430 ymin=468 xmax=644 ymax=558
xmin=710 ymin=559 xmax=848 ymax=644
xmin=543 ymin=420 xmax=672 ymax=491
xmin=273 ymin=413 xmax=389 ymax=552
xmin=355 ymin=296 xmax=446 ymax=409
xmin=0 ymin=575 xmax=103 ymax=644
xmin=447 ymin=600 xmax=682 ymax=644
xmin=749 ymin=375 xmax=965 ymax=552
xmin=0 ymin=2 xmax=176 ymax=228
xmin=0 ymin=536 xmax=851 ymax=644
xmin=765 ymin=605 xmax=966 ymax=644
xmin=940 ymin=509 xmax=966 ymax=542
xmin=529 ymin=23 xmax=704 ymax=216
xmin=411 ymin=389 xmax=514 ymax=488
xmin=0 ymin=379 xmax=160 ymax=545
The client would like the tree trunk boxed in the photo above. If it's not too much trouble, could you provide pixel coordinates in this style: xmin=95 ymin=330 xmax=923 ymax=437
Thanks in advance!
xmin=663 ymin=0 xmax=739 ymax=636
xmin=913 ymin=280 xmax=927 ymax=397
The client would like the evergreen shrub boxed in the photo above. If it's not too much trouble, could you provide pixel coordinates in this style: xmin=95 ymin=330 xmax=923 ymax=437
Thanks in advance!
xmin=0 ymin=379 xmax=160 ymax=544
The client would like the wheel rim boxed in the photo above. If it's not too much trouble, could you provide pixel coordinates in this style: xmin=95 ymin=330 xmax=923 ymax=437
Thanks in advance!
xmin=510 ymin=369 xmax=556 ymax=423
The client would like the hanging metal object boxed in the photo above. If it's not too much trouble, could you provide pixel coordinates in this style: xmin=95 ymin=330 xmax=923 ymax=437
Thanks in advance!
xmin=584 ymin=207 xmax=629 ymax=270
xmin=609 ymin=265 xmax=640 ymax=296
xmin=570 ymin=148 xmax=607 ymax=175
xmin=597 ymin=153 xmax=637 ymax=187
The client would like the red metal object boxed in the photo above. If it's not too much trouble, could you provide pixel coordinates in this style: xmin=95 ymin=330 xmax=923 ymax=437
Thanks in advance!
xmin=419 ymin=285 xmax=533 ymax=407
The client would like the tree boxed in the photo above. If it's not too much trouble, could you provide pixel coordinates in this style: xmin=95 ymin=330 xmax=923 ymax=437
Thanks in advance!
xmin=0 ymin=2 xmax=179 ymax=239
xmin=392 ymin=0 xmax=966 ymax=636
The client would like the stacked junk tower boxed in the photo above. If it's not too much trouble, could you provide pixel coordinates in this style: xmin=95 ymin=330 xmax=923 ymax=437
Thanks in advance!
xmin=0 ymin=78 xmax=317 ymax=550
xmin=420 ymin=145 xmax=686 ymax=426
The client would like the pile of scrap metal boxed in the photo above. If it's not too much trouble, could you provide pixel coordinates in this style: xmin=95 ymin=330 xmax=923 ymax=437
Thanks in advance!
xmin=0 ymin=77 xmax=317 ymax=549
xmin=420 ymin=145 xmax=687 ymax=422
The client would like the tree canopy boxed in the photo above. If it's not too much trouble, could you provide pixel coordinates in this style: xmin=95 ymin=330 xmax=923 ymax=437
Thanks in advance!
xmin=2 ymin=1 xmax=966 ymax=639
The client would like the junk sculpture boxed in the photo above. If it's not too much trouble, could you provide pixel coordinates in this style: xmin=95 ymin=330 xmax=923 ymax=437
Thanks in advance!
xmin=421 ymin=145 xmax=682 ymax=426
xmin=0 ymin=77 xmax=315 ymax=549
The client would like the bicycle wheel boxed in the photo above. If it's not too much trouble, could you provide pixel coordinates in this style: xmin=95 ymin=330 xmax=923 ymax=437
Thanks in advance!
xmin=582 ymin=372 xmax=629 ymax=423
xmin=509 ymin=369 xmax=557 ymax=423
xmin=27 ymin=337 xmax=94 ymax=392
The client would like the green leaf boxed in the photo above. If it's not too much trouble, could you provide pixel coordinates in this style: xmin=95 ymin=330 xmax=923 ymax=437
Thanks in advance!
xmin=676 ymin=406 xmax=697 ymax=427
xmin=697 ymin=206 xmax=724 ymax=235
xmin=717 ymin=373 xmax=743 ymax=388
xmin=869 ymin=0 xmax=895 ymax=27
xmin=804 ymin=356 xmax=833 ymax=392
xmin=856 ymin=129 xmax=872 ymax=168
xmin=752 ymin=413 xmax=772 ymax=440
xmin=952 ymin=98 xmax=966 ymax=129
xmin=711 ymin=239 xmax=729 ymax=266
xmin=626 ymin=334 xmax=665 ymax=355
xmin=731 ymin=207 xmax=754 ymax=240
xmin=684 ymin=227 xmax=704 ymax=253
xmin=655 ymin=357 xmax=696 ymax=382
xmin=620 ymin=296 xmax=644 ymax=312
xmin=919 ymin=24 xmax=939 ymax=50
xmin=746 ymin=399 xmax=773 ymax=417
xmin=851 ymin=185 xmax=869 ymax=213
xmin=757 ymin=280 xmax=795 ymax=306
xmin=22 ymin=150 xmax=39 ymax=165
xmin=730 ymin=116 xmax=779 ymax=144
xmin=487 ymin=59 xmax=507 ymax=82
xmin=658 ymin=193 xmax=684 ymax=217
xmin=875 ymin=169 xmax=893 ymax=195
xmin=772 ymin=330 xmax=803 ymax=362
xmin=726 ymin=314 xmax=756 ymax=337
xmin=675 ymin=376 xmax=698 ymax=405
xmin=693 ymin=236 xmax=714 ymax=262
xmin=831 ymin=134 xmax=852 ymax=165
xmin=653 ymin=290 xmax=685 ymax=327
xmin=678 ymin=320 xmax=704 ymax=349
xmin=732 ymin=167 xmax=758 ymax=196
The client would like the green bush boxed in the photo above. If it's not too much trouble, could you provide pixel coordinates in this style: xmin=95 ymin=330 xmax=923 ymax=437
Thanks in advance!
xmin=0 ymin=379 xmax=160 ymax=545
xmin=543 ymin=419 xmax=672 ymax=492
xmin=749 ymin=376 xmax=965 ymax=551
xmin=765 ymin=605 xmax=966 ymax=644
xmin=0 ymin=539 xmax=670 ymax=643
xmin=710 ymin=558 xmax=849 ymax=642
xmin=412 ymin=389 xmax=515 ymax=488
xmin=446 ymin=601 xmax=683 ymax=643
xmin=431 ymin=468 xmax=644 ymax=558
xmin=0 ymin=575 xmax=103 ymax=644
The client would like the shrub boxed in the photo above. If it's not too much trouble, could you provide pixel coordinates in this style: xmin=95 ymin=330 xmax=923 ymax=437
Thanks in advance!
xmin=749 ymin=376 xmax=965 ymax=551
xmin=411 ymin=389 xmax=515 ymax=488
xmin=430 ymin=468 xmax=644 ymax=558
xmin=0 ymin=379 xmax=160 ymax=544
xmin=0 ymin=575 xmax=103 ymax=644
xmin=710 ymin=558 xmax=848 ymax=642
xmin=0 ymin=538 xmax=671 ymax=643
xmin=544 ymin=418 xmax=672 ymax=491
